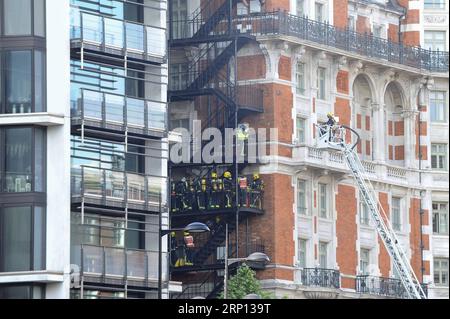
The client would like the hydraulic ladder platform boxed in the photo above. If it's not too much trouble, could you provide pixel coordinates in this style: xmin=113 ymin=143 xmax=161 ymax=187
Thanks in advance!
xmin=316 ymin=124 xmax=427 ymax=299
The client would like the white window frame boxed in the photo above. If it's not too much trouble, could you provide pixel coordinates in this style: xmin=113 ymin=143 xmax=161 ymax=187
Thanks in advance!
xmin=430 ymin=91 xmax=447 ymax=123
xmin=424 ymin=0 xmax=446 ymax=9
xmin=314 ymin=2 xmax=325 ymax=23
xmin=360 ymin=248 xmax=370 ymax=275
xmin=298 ymin=238 xmax=307 ymax=268
xmin=433 ymin=202 xmax=448 ymax=235
xmin=434 ymin=258 xmax=449 ymax=287
xmin=431 ymin=144 xmax=448 ymax=171
xmin=359 ymin=193 xmax=370 ymax=226
xmin=297 ymin=179 xmax=307 ymax=215
xmin=317 ymin=67 xmax=326 ymax=100
xmin=296 ymin=62 xmax=306 ymax=96
xmin=391 ymin=197 xmax=402 ymax=232
xmin=424 ymin=31 xmax=447 ymax=51
xmin=319 ymin=241 xmax=328 ymax=268
xmin=318 ymin=183 xmax=328 ymax=218
xmin=296 ymin=0 xmax=305 ymax=16
xmin=296 ymin=117 xmax=306 ymax=144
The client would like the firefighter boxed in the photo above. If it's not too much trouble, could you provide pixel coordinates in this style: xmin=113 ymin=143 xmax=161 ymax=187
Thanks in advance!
xmin=222 ymin=171 xmax=234 ymax=208
xmin=326 ymin=112 xmax=336 ymax=127
xmin=184 ymin=231 xmax=195 ymax=266
xmin=185 ymin=177 xmax=195 ymax=211
xmin=237 ymin=123 xmax=250 ymax=158
xmin=209 ymin=172 xmax=221 ymax=209
xmin=170 ymin=180 xmax=178 ymax=213
xmin=176 ymin=177 xmax=190 ymax=212
xmin=238 ymin=175 xmax=249 ymax=207
xmin=170 ymin=232 xmax=178 ymax=266
xmin=326 ymin=112 xmax=337 ymax=142
xmin=250 ymin=173 xmax=264 ymax=209
xmin=196 ymin=177 xmax=208 ymax=210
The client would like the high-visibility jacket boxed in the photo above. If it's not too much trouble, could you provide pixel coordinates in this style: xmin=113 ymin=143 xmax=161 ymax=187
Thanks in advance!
xmin=239 ymin=177 xmax=248 ymax=189
xmin=184 ymin=235 xmax=194 ymax=248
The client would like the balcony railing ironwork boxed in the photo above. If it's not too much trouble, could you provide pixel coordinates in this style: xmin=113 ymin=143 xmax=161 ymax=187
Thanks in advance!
xmin=171 ymin=11 xmax=449 ymax=72
xmin=71 ymin=8 xmax=166 ymax=59
xmin=355 ymin=275 xmax=428 ymax=298
xmin=71 ymin=166 xmax=167 ymax=209
xmin=300 ymin=268 xmax=341 ymax=289
xmin=72 ymin=89 xmax=167 ymax=134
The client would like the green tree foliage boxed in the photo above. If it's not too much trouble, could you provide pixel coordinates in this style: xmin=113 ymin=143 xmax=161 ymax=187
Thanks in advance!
xmin=220 ymin=264 xmax=274 ymax=299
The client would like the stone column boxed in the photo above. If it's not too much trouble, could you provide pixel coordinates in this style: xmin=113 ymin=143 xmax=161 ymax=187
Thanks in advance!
xmin=402 ymin=110 xmax=418 ymax=169
xmin=371 ymin=102 xmax=385 ymax=162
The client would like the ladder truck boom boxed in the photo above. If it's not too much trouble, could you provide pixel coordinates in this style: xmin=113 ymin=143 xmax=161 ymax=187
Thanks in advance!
xmin=316 ymin=123 xmax=427 ymax=299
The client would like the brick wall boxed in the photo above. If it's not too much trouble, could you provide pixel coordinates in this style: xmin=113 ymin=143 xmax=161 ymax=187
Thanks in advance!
xmin=409 ymin=198 xmax=427 ymax=280
xmin=356 ymin=16 xmax=370 ymax=34
xmin=243 ymin=83 xmax=293 ymax=157
xmin=237 ymin=55 xmax=266 ymax=80
xmin=333 ymin=0 xmax=348 ymax=29
xmin=278 ymin=56 xmax=292 ymax=81
xmin=336 ymin=184 xmax=357 ymax=289
xmin=252 ymin=173 xmax=295 ymax=281
xmin=388 ymin=24 xmax=399 ymax=43
xmin=378 ymin=192 xmax=391 ymax=277
xmin=264 ymin=0 xmax=290 ymax=11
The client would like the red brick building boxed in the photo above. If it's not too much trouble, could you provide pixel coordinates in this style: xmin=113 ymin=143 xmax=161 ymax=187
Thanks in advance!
xmin=168 ymin=0 xmax=448 ymax=299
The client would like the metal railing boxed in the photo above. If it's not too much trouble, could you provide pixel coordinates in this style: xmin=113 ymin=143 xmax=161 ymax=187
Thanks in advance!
xmin=72 ymin=89 xmax=167 ymax=132
xmin=300 ymin=268 xmax=341 ymax=289
xmin=355 ymin=275 xmax=428 ymax=298
xmin=71 ymin=166 xmax=167 ymax=207
xmin=171 ymin=11 xmax=449 ymax=72
xmin=71 ymin=8 xmax=166 ymax=58
xmin=76 ymin=244 xmax=167 ymax=282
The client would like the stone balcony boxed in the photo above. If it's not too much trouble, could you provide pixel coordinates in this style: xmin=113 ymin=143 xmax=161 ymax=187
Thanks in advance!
xmin=293 ymin=145 xmax=424 ymax=187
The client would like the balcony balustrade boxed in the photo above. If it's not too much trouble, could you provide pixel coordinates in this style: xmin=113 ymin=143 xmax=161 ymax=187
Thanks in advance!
xmin=71 ymin=166 xmax=167 ymax=212
xmin=72 ymin=89 xmax=167 ymax=136
xmin=356 ymin=275 xmax=428 ymax=299
xmin=71 ymin=8 xmax=166 ymax=62
xmin=73 ymin=244 xmax=168 ymax=285
xmin=171 ymin=11 xmax=448 ymax=72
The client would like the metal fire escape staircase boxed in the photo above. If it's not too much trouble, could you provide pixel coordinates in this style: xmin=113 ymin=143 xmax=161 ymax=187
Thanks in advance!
xmin=317 ymin=125 xmax=427 ymax=299
xmin=168 ymin=2 xmax=267 ymax=298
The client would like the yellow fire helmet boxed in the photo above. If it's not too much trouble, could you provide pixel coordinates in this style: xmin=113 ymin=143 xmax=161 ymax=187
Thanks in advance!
xmin=211 ymin=172 xmax=218 ymax=178
xmin=327 ymin=112 xmax=334 ymax=118
xmin=223 ymin=171 xmax=231 ymax=179
xmin=201 ymin=179 xmax=206 ymax=184
xmin=171 ymin=232 xmax=176 ymax=237
xmin=184 ymin=231 xmax=190 ymax=236
xmin=253 ymin=173 xmax=260 ymax=180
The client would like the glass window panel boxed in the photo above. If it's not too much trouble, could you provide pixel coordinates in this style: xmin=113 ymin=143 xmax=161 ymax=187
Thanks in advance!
xmin=34 ymin=0 xmax=46 ymax=37
xmin=127 ymin=98 xmax=145 ymax=127
xmin=83 ymin=90 xmax=102 ymax=120
xmin=105 ymin=94 xmax=124 ymax=123
xmin=297 ymin=0 xmax=304 ymax=16
xmin=83 ymin=13 xmax=103 ymax=43
xmin=319 ymin=242 xmax=327 ymax=268
xmin=0 ymin=285 xmax=32 ymax=299
xmin=147 ymin=27 xmax=166 ymax=57
xmin=298 ymin=239 xmax=307 ymax=268
xmin=33 ymin=207 xmax=45 ymax=270
xmin=34 ymin=128 xmax=45 ymax=192
xmin=297 ymin=180 xmax=306 ymax=215
xmin=4 ymin=0 xmax=32 ymax=35
xmin=1 ymin=207 xmax=32 ymax=272
xmin=148 ymin=101 xmax=166 ymax=130
xmin=5 ymin=51 xmax=32 ymax=114
xmin=126 ymin=23 xmax=144 ymax=51
xmin=5 ymin=128 xmax=33 ymax=193
xmin=34 ymin=51 xmax=45 ymax=112
xmin=104 ymin=18 xmax=123 ymax=47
